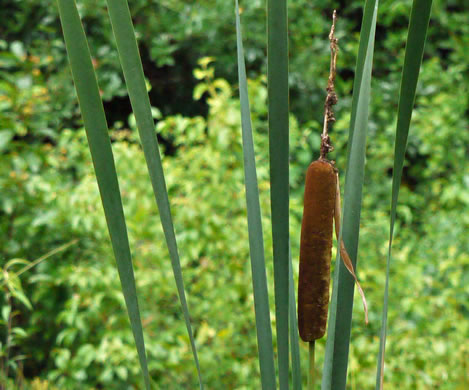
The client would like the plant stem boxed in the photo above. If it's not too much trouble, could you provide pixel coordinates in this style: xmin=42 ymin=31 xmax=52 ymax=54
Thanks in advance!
xmin=308 ymin=341 xmax=315 ymax=390
xmin=1 ymin=292 xmax=12 ymax=390
xmin=320 ymin=10 xmax=339 ymax=160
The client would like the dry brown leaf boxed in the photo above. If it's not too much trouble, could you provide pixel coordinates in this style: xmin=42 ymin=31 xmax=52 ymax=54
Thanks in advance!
xmin=334 ymin=173 xmax=369 ymax=324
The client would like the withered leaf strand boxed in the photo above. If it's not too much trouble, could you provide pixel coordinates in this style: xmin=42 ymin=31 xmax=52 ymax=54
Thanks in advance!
xmin=298 ymin=159 xmax=337 ymax=342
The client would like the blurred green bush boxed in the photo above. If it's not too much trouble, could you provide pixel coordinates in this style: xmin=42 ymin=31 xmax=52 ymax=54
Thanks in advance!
xmin=1 ymin=0 xmax=468 ymax=388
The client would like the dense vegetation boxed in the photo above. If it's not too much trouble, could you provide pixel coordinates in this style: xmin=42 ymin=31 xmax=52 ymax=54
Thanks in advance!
xmin=1 ymin=0 xmax=468 ymax=388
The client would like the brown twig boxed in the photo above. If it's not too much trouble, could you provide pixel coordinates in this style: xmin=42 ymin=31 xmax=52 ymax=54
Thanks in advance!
xmin=320 ymin=10 xmax=339 ymax=159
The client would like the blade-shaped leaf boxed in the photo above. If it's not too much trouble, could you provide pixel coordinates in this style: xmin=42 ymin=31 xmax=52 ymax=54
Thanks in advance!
xmin=16 ymin=240 xmax=78 ymax=278
xmin=104 ymin=0 xmax=203 ymax=387
xmin=322 ymin=1 xmax=379 ymax=389
xmin=235 ymin=3 xmax=277 ymax=389
xmin=267 ymin=0 xmax=290 ymax=387
xmin=56 ymin=1 xmax=150 ymax=388
xmin=289 ymin=250 xmax=302 ymax=390
xmin=376 ymin=1 xmax=432 ymax=388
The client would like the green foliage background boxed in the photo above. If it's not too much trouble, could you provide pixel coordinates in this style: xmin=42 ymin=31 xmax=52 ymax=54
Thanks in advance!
xmin=1 ymin=0 xmax=468 ymax=388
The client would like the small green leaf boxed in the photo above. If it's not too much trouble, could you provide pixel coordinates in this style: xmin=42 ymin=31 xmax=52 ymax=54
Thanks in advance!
xmin=0 ymin=130 xmax=14 ymax=152
xmin=11 ymin=327 xmax=28 ymax=338
xmin=11 ymin=289 xmax=32 ymax=310
xmin=2 ymin=306 xmax=11 ymax=323
xmin=194 ymin=84 xmax=208 ymax=100
xmin=55 ymin=349 xmax=71 ymax=370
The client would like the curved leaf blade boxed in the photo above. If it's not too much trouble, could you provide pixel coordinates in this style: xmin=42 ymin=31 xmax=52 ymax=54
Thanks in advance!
xmin=235 ymin=3 xmax=277 ymax=389
xmin=376 ymin=1 xmax=433 ymax=388
xmin=104 ymin=0 xmax=204 ymax=387
xmin=56 ymin=1 xmax=150 ymax=388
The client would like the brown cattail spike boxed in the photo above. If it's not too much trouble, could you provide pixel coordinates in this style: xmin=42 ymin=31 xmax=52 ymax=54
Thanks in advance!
xmin=298 ymin=10 xmax=368 ymax=347
xmin=298 ymin=159 xmax=337 ymax=341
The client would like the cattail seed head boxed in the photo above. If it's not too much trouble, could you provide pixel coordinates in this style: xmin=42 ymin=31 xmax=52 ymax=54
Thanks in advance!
xmin=298 ymin=159 xmax=337 ymax=341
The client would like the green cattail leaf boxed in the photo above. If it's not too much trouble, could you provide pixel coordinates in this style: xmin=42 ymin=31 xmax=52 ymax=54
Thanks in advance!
xmin=376 ymin=1 xmax=432 ymax=388
xmin=104 ymin=1 xmax=203 ymax=387
xmin=322 ymin=1 xmax=379 ymax=389
xmin=235 ymin=3 xmax=277 ymax=389
xmin=267 ymin=0 xmax=290 ymax=387
xmin=56 ymin=1 xmax=150 ymax=388
xmin=289 ymin=250 xmax=302 ymax=390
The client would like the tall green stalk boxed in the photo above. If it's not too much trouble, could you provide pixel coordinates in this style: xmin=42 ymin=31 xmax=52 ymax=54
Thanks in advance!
xmin=267 ymin=0 xmax=290 ymax=388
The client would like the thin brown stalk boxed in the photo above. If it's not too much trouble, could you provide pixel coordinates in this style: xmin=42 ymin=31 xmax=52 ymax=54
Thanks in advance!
xmin=320 ymin=10 xmax=339 ymax=160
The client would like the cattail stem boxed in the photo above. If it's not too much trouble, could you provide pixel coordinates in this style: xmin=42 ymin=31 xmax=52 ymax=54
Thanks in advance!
xmin=308 ymin=341 xmax=316 ymax=390
xmin=320 ymin=10 xmax=338 ymax=160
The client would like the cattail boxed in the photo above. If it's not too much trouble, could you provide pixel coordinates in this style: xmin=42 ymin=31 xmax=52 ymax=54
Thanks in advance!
xmin=298 ymin=159 xmax=337 ymax=341
xmin=298 ymin=10 xmax=367 ymax=348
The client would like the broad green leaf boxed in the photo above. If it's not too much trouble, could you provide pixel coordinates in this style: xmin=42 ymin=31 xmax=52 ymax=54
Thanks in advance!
xmin=104 ymin=1 xmax=203 ymax=387
xmin=56 ymin=1 xmax=150 ymax=388
xmin=267 ymin=0 xmax=290 ymax=387
xmin=322 ymin=1 xmax=379 ymax=389
xmin=376 ymin=1 xmax=433 ymax=388
xmin=235 ymin=3 xmax=276 ymax=389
